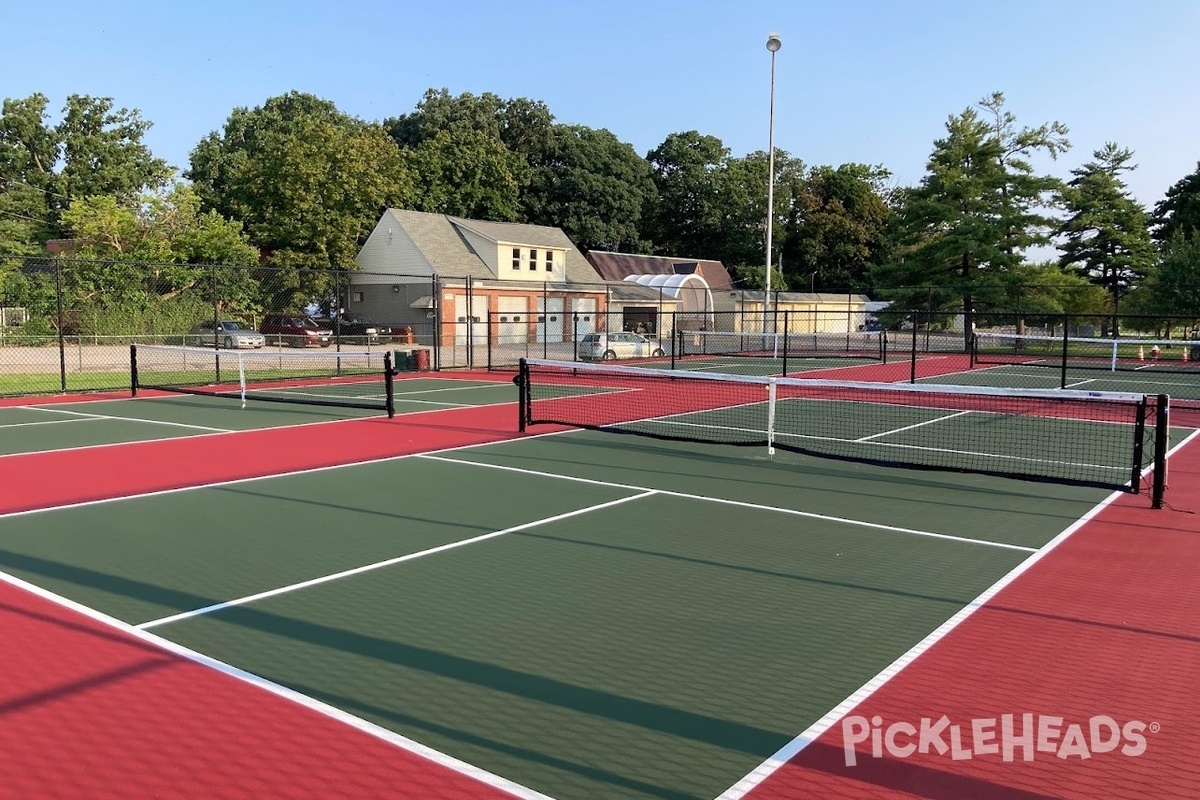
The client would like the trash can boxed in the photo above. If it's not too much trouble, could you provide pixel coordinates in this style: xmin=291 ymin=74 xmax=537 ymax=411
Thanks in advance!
xmin=393 ymin=350 xmax=416 ymax=371
xmin=414 ymin=348 xmax=430 ymax=371
xmin=1190 ymin=344 xmax=1200 ymax=363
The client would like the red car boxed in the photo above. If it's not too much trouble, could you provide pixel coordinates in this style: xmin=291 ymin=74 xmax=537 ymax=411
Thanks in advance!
xmin=259 ymin=314 xmax=333 ymax=347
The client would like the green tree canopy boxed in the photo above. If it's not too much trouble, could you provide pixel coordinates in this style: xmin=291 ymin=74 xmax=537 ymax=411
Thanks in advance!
xmin=187 ymin=92 xmax=414 ymax=270
xmin=522 ymin=124 xmax=654 ymax=252
xmin=873 ymin=93 xmax=1069 ymax=341
xmin=790 ymin=163 xmax=892 ymax=291
xmin=1151 ymin=161 xmax=1200 ymax=243
xmin=0 ymin=92 xmax=170 ymax=245
xmin=1057 ymin=143 xmax=1154 ymax=324
xmin=643 ymin=131 xmax=731 ymax=259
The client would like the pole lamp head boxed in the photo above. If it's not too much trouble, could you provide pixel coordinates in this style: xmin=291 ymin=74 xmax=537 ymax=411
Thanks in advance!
xmin=766 ymin=32 xmax=782 ymax=53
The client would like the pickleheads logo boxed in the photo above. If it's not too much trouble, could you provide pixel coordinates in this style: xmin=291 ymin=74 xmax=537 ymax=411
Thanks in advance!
xmin=841 ymin=714 xmax=1156 ymax=767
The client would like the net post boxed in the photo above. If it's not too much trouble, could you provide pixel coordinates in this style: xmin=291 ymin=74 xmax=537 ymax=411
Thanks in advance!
xmin=1132 ymin=397 xmax=1147 ymax=493
xmin=1152 ymin=394 xmax=1169 ymax=509
xmin=237 ymin=352 xmax=246 ymax=408
xmin=670 ymin=312 xmax=677 ymax=370
xmin=766 ymin=377 xmax=777 ymax=457
xmin=910 ymin=311 xmax=919 ymax=383
xmin=517 ymin=358 xmax=529 ymax=432
xmin=129 ymin=344 xmax=139 ymax=397
xmin=1060 ymin=322 xmax=1069 ymax=389
xmin=384 ymin=351 xmax=396 ymax=418
xmin=781 ymin=312 xmax=789 ymax=377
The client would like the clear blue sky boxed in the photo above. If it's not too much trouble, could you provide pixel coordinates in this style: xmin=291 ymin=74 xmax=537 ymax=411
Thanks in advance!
xmin=4 ymin=0 xmax=1198 ymax=208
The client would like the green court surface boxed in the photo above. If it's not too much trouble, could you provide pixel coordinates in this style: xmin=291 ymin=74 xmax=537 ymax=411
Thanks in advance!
xmin=0 ymin=422 xmax=1128 ymax=800
xmin=0 ymin=378 xmax=519 ymax=456
xmin=920 ymin=362 xmax=1200 ymax=403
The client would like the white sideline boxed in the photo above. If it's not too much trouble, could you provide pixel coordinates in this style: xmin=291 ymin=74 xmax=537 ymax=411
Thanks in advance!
xmin=712 ymin=425 xmax=1200 ymax=800
xmin=0 ymin=569 xmax=557 ymax=800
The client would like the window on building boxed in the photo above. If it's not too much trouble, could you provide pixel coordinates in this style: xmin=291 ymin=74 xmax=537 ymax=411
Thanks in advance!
xmin=545 ymin=251 xmax=554 ymax=272
xmin=351 ymin=291 xmax=364 ymax=303
xmin=529 ymin=249 xmax=538 ymax=271
xmin=512 ymin=248 xmax=521 ymax=270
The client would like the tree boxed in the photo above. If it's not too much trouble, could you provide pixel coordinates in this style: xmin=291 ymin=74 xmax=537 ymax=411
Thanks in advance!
xmin=643 ymin=131 xmax=730 ymax=258
xmin=0 ymin=93 xmax=170 ymax=243
xmin=1057 ymin=143 xmax=1154 ymax=330
xmin=873 ymin=94 xmax=1068 ymax=344
xmin=55 ymin=95 xmax=172 ymax=212
xmin=58 ymin=183 xmax=260 ymax=308
xmin=790 ymin=163 xmax=892 ymax=291
xmin=1151 ymin=162 xmax=1200 ymax=243
xmin=386 ymin=89 xmax=551 ymax=221
xmin=405 ymin=128 xmax=521 ymax=221
xmin=188 ymin=92 xmax=414 ymax=272
xmin=522 ymin=124 xmax=654 ymax=252
xmin=1133 ymin=234 xmax=1200 ymax=322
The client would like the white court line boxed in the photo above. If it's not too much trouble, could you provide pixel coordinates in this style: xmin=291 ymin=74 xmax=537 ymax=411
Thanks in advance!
xmin=15 ymin=405 xmax=231 ymax=432
xmin=0 ymin=569 xmax=557 ymax=800
xmin=138 ymin=491 xmax=656 ymax=629
xmin=418 ymin=454 xmax=1037 ymax=553
xmin=0 ymin=395 xmax=524 ymax=462
xmin=712 ymin=423 xmax=1200 ymax=800
xmin=0 ymin=424 xmax=579 ymax=518
xmin=855 ymin=411 xmax=973 ymax=442
xmin=0 ymin=417 xmax=101 ymax=429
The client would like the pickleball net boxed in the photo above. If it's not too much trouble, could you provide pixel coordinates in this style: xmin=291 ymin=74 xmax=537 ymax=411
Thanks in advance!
xmin=131 ymin=343 xmax=395 ymax=416
xmin=517 ymin=358 xmax=1169 ymax=506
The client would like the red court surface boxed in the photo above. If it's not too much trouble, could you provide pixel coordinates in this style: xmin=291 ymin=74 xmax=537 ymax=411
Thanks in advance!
xmin=0 ymin=574 xmax=534 ymax=800
xmin=4 ymin=373 xmax=1199 ymax=799
xmin=737 ymin=439 xmax=1200 ymax=800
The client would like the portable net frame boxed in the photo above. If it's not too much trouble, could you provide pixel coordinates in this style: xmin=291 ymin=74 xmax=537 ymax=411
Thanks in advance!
xmin=677 ymin=329 xmax=886 ymax=369
xmin=131 ymin=344 xmax=396 ymax=417
xmin=972 ymin=332 xmax=1200 ymax=377
xmin=517 ymin=358 xmax=1170 ymax=507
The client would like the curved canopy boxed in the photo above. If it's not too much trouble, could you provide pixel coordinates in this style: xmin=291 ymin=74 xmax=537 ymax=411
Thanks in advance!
xmin=622 ymin=273 xmax=714 ymax=318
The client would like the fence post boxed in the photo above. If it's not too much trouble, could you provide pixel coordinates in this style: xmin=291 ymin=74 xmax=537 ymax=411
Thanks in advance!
xmin=572 ymin=312 xmax=579 ymax=363
xmin=431 ymin=274 xmax=440 ymax=371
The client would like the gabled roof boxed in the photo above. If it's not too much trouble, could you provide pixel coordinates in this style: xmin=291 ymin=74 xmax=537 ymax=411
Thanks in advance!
xmin=382 ymin=209 xmax=601 ymax=284
xmin=585 ymin=251 xmax=734 ymax=290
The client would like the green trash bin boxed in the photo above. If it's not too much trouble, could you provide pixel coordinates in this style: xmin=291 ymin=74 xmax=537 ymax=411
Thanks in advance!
xmin=393 ymin=349 xmax=416 ymax=372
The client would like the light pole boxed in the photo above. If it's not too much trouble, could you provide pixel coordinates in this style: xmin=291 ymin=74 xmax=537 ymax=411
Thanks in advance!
xmin=811 ymin=272 xmax=817 ymax=293
xmin=764 ymin=31 xmax=781 ymax=334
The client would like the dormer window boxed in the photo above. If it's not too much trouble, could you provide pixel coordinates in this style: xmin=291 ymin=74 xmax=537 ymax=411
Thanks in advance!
xmin=545 ymin=251 xmax=554 ymax=272
xmin=529 ymin=249 xmax=538 ymax=271
xmin=511 ymin=247 xmax=521 ymax=270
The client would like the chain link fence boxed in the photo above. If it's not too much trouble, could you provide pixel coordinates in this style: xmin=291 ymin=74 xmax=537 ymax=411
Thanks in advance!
xmin=2 ymin=254 xmax=1198 ymax=399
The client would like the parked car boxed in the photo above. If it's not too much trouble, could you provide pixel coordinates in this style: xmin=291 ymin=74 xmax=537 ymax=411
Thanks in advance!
xmin=313 ymin=315 xmax=393 ymax=345
xmin=259 ymin=314 xmax=333 ymax=347
xmin=577 ymin=331 xmax=666 ymax=361
xmin=188 ymin=320 xmax=266 ymax=349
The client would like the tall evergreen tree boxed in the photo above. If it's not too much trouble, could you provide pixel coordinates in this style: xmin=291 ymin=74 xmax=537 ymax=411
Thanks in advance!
xmin=1151 ymin=162 xmax=1200 ymax=243
xmin=872 ymin=94 xmax=1068 ymax=343
xmin=1057 ymin=143 xmax=1154 ymax=330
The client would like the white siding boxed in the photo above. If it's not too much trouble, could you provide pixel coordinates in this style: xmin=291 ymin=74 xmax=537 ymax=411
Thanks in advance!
xmin=354 ymin=215 xmax=434 ymax=281
xmin=457 ymin=228 xmax=498 ymax=274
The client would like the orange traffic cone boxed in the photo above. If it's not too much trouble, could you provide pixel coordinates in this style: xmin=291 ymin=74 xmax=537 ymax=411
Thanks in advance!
xmin=1138 ymin=346 xmax=1145 ymax=361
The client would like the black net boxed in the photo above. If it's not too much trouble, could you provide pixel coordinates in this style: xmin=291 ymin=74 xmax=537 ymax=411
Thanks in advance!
xmin=132 ymin=344 xmax=394 ymax=415
xmin=973 ymin=332 xmax=1200 ymax=375
xmin=520 ymin=358 xmax=1169 ymax=499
